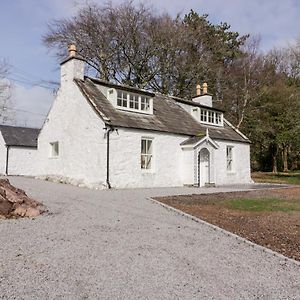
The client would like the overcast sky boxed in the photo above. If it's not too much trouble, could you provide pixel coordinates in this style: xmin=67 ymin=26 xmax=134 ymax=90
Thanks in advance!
xmin=0 ymin=0 xmax=299 ymax=127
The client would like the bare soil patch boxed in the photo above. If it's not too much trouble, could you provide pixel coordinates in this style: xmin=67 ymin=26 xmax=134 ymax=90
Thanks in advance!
xmin=154 ymin=187 xmax=300 ymax=261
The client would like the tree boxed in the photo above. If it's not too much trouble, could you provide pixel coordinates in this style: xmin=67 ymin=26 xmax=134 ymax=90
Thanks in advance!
xmin=43 ymin=1 xmax=247 ymax=97
xmin=0 ymin=60 xmax=14 ymax=124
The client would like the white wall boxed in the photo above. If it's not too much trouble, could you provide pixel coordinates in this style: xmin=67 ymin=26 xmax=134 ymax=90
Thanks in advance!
xmin=109 ymin=128 xmax=187 ymax=188
xmin=37 ymin=59 xmax=107 ymax=189
xmin=0 ymin=133 xmax=7 ymax=175
xmin=214 ymin=140 xmax=252 ymax=185
xmin=8 ymin=147 xmax=39 ymax=176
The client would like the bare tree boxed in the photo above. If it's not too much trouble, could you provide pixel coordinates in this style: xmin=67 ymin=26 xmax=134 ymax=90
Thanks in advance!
xmin=43 ymin=1 xmax=247 ymax=96
xmin=0 ymin=60 xmax=15 ymax=124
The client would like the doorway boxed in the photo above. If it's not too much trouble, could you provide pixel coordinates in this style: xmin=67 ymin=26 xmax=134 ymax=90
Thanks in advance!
xmin=198 ymin=148 xmax=210 ymax=187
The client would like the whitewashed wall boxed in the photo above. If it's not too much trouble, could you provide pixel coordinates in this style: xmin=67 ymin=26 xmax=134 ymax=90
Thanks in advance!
xmin=214 ymin=140 xmax=252 ymax=185
xmin=8 ymin=147 xmax=39 ymax=176
xmin=109 ymin=128 xmax=187 ymax=188
xmin=37 ymin=59 xmax=107 ymax=189
xmin=35 ymin=56 xmax=252 ymax=189
xmin=0 ymin=133 xmax=7 ymax=175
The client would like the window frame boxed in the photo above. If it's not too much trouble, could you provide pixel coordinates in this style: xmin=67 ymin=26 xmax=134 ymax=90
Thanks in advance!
xmin=226 ymin=145 xmax=234 ymax=172
xmin=50 ymin=141 xmax=59 ymax=158
xmin=116 ymin=90 xmax=152 ymax=114
xmin=199 ymin=108 xmax=223 ymax=126
xmin=141 ymin=137 xmax=154 ymax=171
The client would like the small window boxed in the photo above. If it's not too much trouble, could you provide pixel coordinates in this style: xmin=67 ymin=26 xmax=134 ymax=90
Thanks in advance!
xmin=50 ymin=142 xmax=59 ymax=157
xmin=208 ymin=111 xmax=214 ymax=123
xmin=141 ymin=138 xmax=153 ymax=170
xmin=141 ymin=96 xmax=150 ymax=111
xmin=201 ymin=109 xmax=207 ymax=122
xmin=216 ymin=113 xmax=221 ymax=124
xmin=117 ymin=91 xmax=128 ymax=108
xmin=129 ymin=94 xmax=139 ymax=109
xmin=226 ymin=146 xmax=233 ymax=171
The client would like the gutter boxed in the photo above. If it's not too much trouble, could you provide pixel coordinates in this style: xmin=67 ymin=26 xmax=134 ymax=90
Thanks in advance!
xmin=105 ymin=127 xmax=115 ymax=189
xmin=5 ymin=145 xmax=9 ymax=176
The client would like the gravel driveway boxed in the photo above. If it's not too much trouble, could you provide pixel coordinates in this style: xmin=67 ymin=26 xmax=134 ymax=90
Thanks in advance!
xmin=0 ymin=177 xmax=299 ymax=299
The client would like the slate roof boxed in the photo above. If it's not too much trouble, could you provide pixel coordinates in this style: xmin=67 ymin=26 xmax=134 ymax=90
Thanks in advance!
xmin=75 ymin=77 xmax=250 ymax=144
xmin=0 ymin=125 xmax=40 ymax=147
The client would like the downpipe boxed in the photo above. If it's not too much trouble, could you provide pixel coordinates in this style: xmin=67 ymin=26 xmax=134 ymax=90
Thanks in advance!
xmin=105 ymin=127 xmax=115 ymax=189
xmin=5 ymin=145 xmax=9 ymax=176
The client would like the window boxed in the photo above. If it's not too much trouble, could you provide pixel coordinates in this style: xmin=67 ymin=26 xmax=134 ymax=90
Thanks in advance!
xmin=141 ymin=138 xmax=153 ymax=170
xmin=208 ymin=111 xmax=214 ymax=123
xmin=199 ymin=108 xmax=223 ymax=126
xmin=117 ymin=91 xmax=128 ymax=107
xmin=226 ymin=146 xmax=233 ymax=171
xmin=50 ymin=142 xmax=59 ymax=157
xmin=116 ymin=90 xmax=151 ymax=113
xmin=216 ymin=112 xmax=221 ymax=124
xmin=201 ymin=109 xmax=207 ymax=122
xmin=129 ymin=94 xmax=139 ymax=110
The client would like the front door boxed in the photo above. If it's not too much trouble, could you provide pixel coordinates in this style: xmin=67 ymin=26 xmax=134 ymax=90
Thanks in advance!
xmin=199 ymin=148 xmax=210 ymax=187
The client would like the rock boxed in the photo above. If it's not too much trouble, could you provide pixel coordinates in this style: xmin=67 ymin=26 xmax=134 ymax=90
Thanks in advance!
xmin=0 ymin=195 xmax=13 ymax=215
xmin=25 ymin=207 xmax=40 ymax=218
xmin=0 ymin=187 xmax=6 ymax=198
xmin=13 ymin=205 xmax=27 ymax=217
xmin=0 ymin=179 xmax=44 ymax=219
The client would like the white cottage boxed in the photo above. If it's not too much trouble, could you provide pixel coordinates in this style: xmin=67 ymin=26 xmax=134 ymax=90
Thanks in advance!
xmin=3 ymin=45 xmax=252 ymax=189
xmin=0 ymin=125 xmax=39 ymax=176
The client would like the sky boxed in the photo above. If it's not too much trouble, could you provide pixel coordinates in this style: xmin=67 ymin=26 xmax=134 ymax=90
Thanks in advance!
xmin=0 ymin=0 xmax=299 ymax=127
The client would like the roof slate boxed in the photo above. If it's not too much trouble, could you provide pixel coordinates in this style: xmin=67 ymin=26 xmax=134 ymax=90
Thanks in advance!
xmin=0 ymin=125 xmax=40 ymax=147
xmin=75 ymin=77 xmax=250 ymax=144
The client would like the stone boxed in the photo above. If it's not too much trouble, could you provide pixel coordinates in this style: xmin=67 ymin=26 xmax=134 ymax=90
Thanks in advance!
xmin=25 ymin=207 xmax=40 ymax=218
xmin=0 ymin=196 xmax=13 ymax=216
xmin=13 ymin=205 xmax=27 ymax=217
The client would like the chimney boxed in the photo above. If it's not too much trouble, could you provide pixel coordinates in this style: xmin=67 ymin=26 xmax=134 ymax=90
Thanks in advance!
xmin=68 ymin=44 xmax=77 ymax=57
xmin=60 ymin=44 xmax=85 ymax=86
xmin=203 ymin=82 xmax=208 ymax=94
xmin=192 ymin=81 xmax=212 ymax=107
xmin=196 ymin=84 xmax=201 ymax=96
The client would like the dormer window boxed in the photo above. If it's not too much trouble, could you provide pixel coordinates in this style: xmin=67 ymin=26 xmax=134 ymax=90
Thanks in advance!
xmin=192 ymin=107 xmax=223 ymax=126
xmin=111 ymin=89 xmax=153 ymax=114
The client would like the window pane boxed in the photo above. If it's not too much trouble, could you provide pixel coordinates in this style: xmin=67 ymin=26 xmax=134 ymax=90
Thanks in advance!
xmin=146 ymin=155 xmax=152 ymax=169
xmin=146 ymin=139 xmax=152 ymax=154
xmin=141 ymin=139 xmax=147 ymax=154
xmin=226 ymin=146 xmax=233 ymax=171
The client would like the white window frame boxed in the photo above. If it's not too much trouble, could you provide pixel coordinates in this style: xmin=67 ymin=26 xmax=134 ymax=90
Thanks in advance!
xmin=116 ymin=90 xmax=153 ymax=115
xmin=199 ymin=108 xmax=223 ymax=127
xmin=50 ymin=141 xmax=59 ymax=158
xmin=226 ymin=146 xmax=233 ymax=172
xmin=141 ymin=138 xmax=153 ymax=171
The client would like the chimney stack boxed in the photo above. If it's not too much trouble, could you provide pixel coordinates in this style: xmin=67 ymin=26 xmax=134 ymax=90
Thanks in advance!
xmin=203 ymin=82 xmax=208 ymax=94
xmin=196 ymin=84 xmax=201 ymax=96
xmin=192 ymin=81 xmax=212 ymax=107
xmin=60 ymin=44 xmax=84 ymax=85
xmin=68 ymin=44 xmax=77 ymax=57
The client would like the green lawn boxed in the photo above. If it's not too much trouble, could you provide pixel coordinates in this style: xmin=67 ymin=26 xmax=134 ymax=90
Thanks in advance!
xmin=252 ymin=172 xmax=300 ymax=185
xmin=224 ymin=198 xmax=300 ymax=212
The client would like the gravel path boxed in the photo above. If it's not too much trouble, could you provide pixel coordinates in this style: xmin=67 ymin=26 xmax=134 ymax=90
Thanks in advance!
xmin=0 ymin=177 xmax=299 ymax=299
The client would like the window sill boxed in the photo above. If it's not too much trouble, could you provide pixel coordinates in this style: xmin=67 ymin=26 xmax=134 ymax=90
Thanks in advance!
xmin=141 ymin=169 xmax=155 ymax=174
xmin=227 ymin=171 xmax=236 ymax=175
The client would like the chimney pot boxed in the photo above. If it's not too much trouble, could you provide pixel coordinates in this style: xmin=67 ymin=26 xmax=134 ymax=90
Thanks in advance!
xmin=68 ymin=44 xmax=77 ymax=57
xmin=203 ymin=82 xmax=208 ymax=94
xmin=196 ymin=84 xmax=201 ymax=96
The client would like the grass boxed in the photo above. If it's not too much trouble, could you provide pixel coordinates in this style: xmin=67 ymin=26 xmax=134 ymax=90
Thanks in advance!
xmin=252 ymin=172 xmax=300 ymax=185
xmin=223 ymin=197 xmax=300 ymax=212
